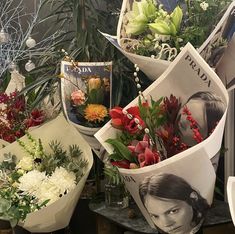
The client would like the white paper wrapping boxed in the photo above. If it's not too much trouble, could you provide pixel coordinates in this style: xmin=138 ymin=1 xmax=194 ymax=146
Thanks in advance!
xmin=199 ymin=1 xmax=235 ymax=90
xmin=0 ymin=114 xmax=93 ymax=232
xmin=95 ymin=43 xmax=228 ymax=231
xmin=227 ymin=176 xmax=235 ymax=226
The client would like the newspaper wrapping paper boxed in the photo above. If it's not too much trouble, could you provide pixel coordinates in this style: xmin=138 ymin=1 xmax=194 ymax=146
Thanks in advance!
xmin=95 ymin=43 xmax=229 ymax=230
xmin=199 ymin=1 xmax=235 ymax=91
xmin=0 ymin=114 xmax=93 ymax=233
xmin=227 ymin=177 xmax=235 ymax=226
xmin=60 ymin=61 xmax=112 ymax=159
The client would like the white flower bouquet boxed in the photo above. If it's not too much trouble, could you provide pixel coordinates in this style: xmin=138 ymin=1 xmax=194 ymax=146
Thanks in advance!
xmin=95 ymin=43 xmax=228 ymax=233
xmin=0 ymin=114 xmax=93 ymax=232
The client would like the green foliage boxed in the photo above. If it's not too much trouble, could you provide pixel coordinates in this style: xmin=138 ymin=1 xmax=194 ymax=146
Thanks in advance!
xmin=16 ymin=0 xmax=149 ymax=111
xmin=104 ymin=165 xmax=123 ymax=185
xmin=106 ymin=138 xmax=134 ymax=163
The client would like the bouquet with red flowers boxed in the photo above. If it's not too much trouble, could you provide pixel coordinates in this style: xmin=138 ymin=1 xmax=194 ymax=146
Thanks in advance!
xmin=95 ymin=43 xmax=228 ymax=233
xmin=0 ymin=91 xmax=45 ymax=143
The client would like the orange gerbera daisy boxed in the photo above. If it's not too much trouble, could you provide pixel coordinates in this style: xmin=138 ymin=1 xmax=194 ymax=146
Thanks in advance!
xmin=84 ymin=104 xmax=108 ymax=123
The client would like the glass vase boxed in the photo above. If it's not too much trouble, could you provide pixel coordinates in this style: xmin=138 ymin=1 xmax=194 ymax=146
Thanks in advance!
xmin=104 ymin=182 xmax=129 ymax=210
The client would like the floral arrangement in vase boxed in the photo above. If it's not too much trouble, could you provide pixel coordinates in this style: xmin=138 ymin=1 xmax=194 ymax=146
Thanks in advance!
xmin=0 ymin=132 xmax=88 ymax=227
xmin=120 ymin=0 xmax=231 ymax=61
xmin=0 ymin=91 xmax=45 ymax=143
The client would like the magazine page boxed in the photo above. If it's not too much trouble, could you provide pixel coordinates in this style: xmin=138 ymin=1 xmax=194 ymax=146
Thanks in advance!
xmin=227 ymin=177 xmax=235 ymax=226
xmin=60 ymin=61 xmax=112 ymax=153
xmin=119 ymin=150 xmax=216 ymax=229
xmin=199 ymin=1 xmax=235 ymax=89
xmin=0 ymin=115 xmax=93 ymax=232
xmin=100 ymin=32 xmax=170 ymax=80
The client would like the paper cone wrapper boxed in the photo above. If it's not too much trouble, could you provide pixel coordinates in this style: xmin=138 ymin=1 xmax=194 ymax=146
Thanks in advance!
xmin=60 ymin=61 xmax=112 ymax=153
xmin=199 ymin=1 xmax=235 ymax=90
xmin=0 ymin=114 xmax=93 ymax=233
xmin=227 ymin=177 xmax=235 ymax=226
xmin=0 ymin=139 xmax=9 ymax=149
xmin=95 ymin=43 xmax=228 ymax=230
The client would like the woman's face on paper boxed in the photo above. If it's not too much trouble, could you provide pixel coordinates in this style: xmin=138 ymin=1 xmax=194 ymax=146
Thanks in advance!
xmin=145 ymin=195 xmax=193 ymax=234
xmin=179 ymin=99 xmax=208 ymax=146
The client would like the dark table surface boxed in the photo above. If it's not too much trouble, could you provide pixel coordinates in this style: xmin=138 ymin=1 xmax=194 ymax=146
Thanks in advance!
xmin=89 ymin=199 xmax=233 ymax=234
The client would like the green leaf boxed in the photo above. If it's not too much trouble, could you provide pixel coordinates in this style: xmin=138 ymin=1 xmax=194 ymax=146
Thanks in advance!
xmin=0 ymin=198 xmax=11 ymax=213
xmin=170 ymin=6 xmax=183 ymax=32
xmin=106 ymin=139 xmax=133 ymax=162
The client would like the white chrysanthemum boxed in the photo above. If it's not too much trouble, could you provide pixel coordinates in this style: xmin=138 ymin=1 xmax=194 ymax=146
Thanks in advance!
xmin=200 ymin=1 xmax=209 ymax=11
xmin=18 ymin=170 xmax=46 ymax=195
xmin=34 ymin=179 xmax=61 ymax=205
xmin=49 ymin=167 xmax=76 ymax=195
xmin=16 ymin=156 xmax=34 ymax=171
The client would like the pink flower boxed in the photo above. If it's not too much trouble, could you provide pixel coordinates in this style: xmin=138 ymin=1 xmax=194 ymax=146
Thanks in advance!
xmin=128 ymin=135 xmax=160 ymax=168
xmin=71 ymin=90 xmax=86 ymax=106
xmin=138 ymin=148 xmax=160 ymax=167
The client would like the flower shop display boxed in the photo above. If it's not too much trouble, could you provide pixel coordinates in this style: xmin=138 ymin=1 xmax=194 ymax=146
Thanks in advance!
xmin=95 ymin=43 xmax=228 ymax=233
xmin=0 ymin=91 xmax=45 ymax=143
xmin=102 ymin=0 xmax=231 ymax=80
xmin=60 ymin=60 xmax=112 ymax=154
xmin=198 ymin=1 xmax=235 ymax=90
xmin=0 ymin=114 xmax=93 ymax=232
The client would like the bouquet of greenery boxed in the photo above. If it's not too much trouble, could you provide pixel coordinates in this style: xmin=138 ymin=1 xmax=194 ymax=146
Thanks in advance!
xmin=0 ymin=115 xmax=93 ymax=232
xmin=106 ymin=0 xmax=231 ymax=80
xmin=119 ymin=0 xmax=231 ymax=60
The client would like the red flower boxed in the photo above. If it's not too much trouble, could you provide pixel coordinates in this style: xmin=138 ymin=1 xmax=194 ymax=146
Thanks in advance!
xmin=111 ymin=159 xmax=130 ymax=169
xmin=109 ymin=107 xmax=124 ymax=129
xmin=25 ymin=109 xmax=45 ymax=128
xmin=138 ymin=148 xmax=160 ymax=167
xmin=127 ymin=135 xmax=160 ymax=167
xmin=109 ymin=106 xmax=145 ymax=135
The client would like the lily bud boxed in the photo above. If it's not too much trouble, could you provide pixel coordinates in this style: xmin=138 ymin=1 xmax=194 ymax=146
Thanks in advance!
xmin=170 ymin=6 xmax=183 ymax=32
xmin=149 ymin=20 xmax=172 ymax=35
xmin=88 ymin=77 xmax=101 ymax=91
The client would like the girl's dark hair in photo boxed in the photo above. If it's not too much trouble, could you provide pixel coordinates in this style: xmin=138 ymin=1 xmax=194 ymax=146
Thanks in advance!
xmin=185 ymin=91 xmax=225 ymax=135
xmin=139 ymin=173 xmax=210 ymax=228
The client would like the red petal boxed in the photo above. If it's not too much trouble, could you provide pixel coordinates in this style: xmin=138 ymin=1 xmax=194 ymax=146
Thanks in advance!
xmin=111 ymin=160 xmax=130 ymax=169
xmin=109 ymin=107 xmax=123 ymax=119
xmin=127 ymin=106 xmax=140 ymax=116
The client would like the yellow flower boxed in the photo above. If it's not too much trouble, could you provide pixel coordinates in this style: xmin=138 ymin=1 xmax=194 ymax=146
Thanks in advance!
xmin=88 ymin=77 xmax=101 ymax=91
xmin=84 ymin=104 xmax=108 ymax=123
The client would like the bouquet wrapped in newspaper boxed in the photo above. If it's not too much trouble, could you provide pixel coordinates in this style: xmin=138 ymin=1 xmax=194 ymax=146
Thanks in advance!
xmin=95 ymin=43 xmax=228 ymax=233
xmin=103 ymin=0 xmax=231 ymax=80
xmin=199 ymin=1 xmax=235 ymax=91
xmin=60 ymin=60 xmax=112 ymax=156
xmin=0 ymin=114 xmax=93 ymax=232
